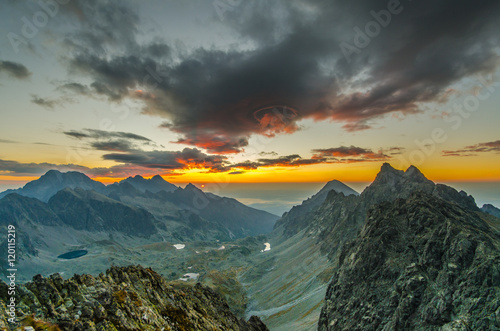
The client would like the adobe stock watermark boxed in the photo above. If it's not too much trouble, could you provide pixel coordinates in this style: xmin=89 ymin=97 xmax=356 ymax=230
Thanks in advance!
xmin=7 ymin=0 xmax=71 ymax=54
xmin=396 ymin=74 xmax=500 ymax=167
xmin=340 ymin=0 xmax=409 ymax=64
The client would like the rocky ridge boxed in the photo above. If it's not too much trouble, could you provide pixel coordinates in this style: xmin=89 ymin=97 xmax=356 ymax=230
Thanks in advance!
xmin=0 ymin=265 xmax=268 ymax=331
xmin=318 ymin=191 xmax=500 ymax=330
xmin=254 ymin=163 xmax=497 ymax=329
xmin=292 ymin=163 xmax=481 ymax=260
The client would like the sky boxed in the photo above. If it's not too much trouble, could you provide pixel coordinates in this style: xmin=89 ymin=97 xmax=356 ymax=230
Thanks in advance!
xmin=1 ymin=0 xmax=500 ymax=194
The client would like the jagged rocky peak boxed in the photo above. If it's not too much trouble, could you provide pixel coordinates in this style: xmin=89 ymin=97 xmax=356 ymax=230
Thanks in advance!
xmin=0 ymin=265 xmax=268 ymax=330
xmin=184 ymin=183 xmax=201 ymax=191
xmin=36 ymin=170 xmax=94 ymax=184
xmin=120 ymin=174 xmax=177 ymax=193
xmin=151 ymin=174 xmax=165 ymax=181
xmin=318 ymin=191 xmax=500 ymax=330
xmin=41 ymin=169 xmax=63 ymax=179
xmin=372 ymin=163 xmax=431 ymax=186
xmin=361 ymin=163 xmax=436 ymax=201
xmin=404 ymin=164 xmax=428 ymax=181
xmin=371 ymin=163 xmax=404 ymax=186
xmin=319 ymin=179 xmax=359 ymax=197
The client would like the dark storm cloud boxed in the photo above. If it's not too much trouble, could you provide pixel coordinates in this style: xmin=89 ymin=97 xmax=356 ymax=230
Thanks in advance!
xmin=311 ymin=146 xmax=389 ymax=161
xmin=102 ymin=148 xmax=229 ymax=172
xmin=63 ymin=129 xmax=154 ymax=154
xmin=53 ymin=0 xmax=500 ymax=153
xmin=63 ymin=129 xmax=151 ymax=142
xmin=61 ymin=0 xmax=141 ymax=53
xmin=145 ymin=43 xmax=171 ymax=59
xmin=90 ymin=140 xmax=135 ymax=152
xmin=229 ymin=145 xmax=392 ymax=170
xmin=0 ymin=60 xmax=31 ymax=79
xmin=57 ymin=82 xmax=91 ymax=95
xmin=442 ymin=140 xmax=500 ymax=156
xmin=231 ymin=154 xmax=327 ymax=170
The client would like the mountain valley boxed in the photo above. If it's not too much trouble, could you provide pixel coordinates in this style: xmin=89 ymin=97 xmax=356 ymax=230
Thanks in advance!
xmin=1 ymin=164 xmax=499 ymax=330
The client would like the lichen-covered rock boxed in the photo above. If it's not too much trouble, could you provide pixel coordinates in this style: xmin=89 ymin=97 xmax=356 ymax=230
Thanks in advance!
xmin=318 ymin=192 xmax=500 ymax=331
xmin=0 ymin=265 xmax=268 ymax=331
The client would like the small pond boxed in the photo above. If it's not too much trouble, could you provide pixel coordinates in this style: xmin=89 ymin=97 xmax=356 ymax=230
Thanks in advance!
xmin=57 ymin=249 xmax=88 ymax=259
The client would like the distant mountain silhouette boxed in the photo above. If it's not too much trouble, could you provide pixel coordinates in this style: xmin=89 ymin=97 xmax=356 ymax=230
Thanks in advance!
xmin=481 ymin=203 xmax=500 ymax=218
xmin=0 ymin=170 xmax=279 ymax=267
xmin=0 ymin=170 xmax=105 ymax=202
xmin=156 ymin=183 xmax=278 ymax=238
xmin=274 ymin=179 xmax=359 ymax=236
xmin=118 ymin=174 xmax=177 ymax=193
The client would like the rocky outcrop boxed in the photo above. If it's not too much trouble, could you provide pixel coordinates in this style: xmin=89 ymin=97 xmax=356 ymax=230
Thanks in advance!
xmin=482 ymin=203 xmax=500 ymax=218
xmin=275 ymin=163 xmax=479 ymax=244
xmin=318 ymin=192 xmax=500 ymax=330
xmin=279 ymin=164 xmax=482 ymax=260
xmin=0 ymin=265 xmax=268 ymax=331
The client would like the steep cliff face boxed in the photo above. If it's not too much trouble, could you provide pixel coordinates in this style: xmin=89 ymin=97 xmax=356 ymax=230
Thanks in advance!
xmin=48 ymin=188 xmax=157 ymax=236
xmin=0 ymin=265 xmax=268 ymax=331
xmin=273 ymin=180 xmax=359 ymax=237
xmin=245 ymin=164 xmax=488 ymax=329
xmin=290 ymin=164 xmax=481 ymax=260
xmin=318 ymin=192 xmax=500 ymax=330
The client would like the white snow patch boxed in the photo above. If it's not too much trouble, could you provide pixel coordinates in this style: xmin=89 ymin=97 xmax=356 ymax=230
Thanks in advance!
xmin=173 ymin=244 xmax=185 ymax=250
xmin=260 ymin=243 xmax=271 ymax=252
xmin=179 ymin=273 xmax=200 ymax=281
xmin=218 ymin=245 xmax=225 ymax=250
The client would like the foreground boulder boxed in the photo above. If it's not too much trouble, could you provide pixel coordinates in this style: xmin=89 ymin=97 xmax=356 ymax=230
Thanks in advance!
xmin=0 ymin=265 xmax=268 ymax=331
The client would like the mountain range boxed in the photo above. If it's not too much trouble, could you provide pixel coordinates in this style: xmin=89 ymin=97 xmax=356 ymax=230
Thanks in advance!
xmin=244 ymin=163 xmax=500 ymax=329
xmin=0 ymin=170 xmax=278 ymax=280
xmin=0 ymin=164 xmax=499 ymax=330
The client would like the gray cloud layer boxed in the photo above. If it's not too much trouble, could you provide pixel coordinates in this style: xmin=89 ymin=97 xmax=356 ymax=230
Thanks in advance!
xmin=443 ymin=140 xmax=500 ymax=156
xmin=0 ymin=60 xmax=31 ymax=79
